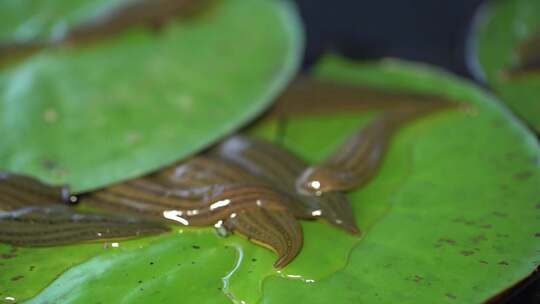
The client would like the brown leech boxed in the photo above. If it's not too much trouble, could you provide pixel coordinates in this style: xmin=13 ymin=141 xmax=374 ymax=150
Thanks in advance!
xmin=86 ymin=156 xmax=309 ymax=221
xmin=224 ymin=206 xmax=302 ymax=269
xmin=82 ymin=79 xmax=455 ymax=267
xmin=0 ymin=172 xmax=73 ymax=211
xmin=0 ymin=77 xmax=455 ymax=268
xmin=211 ymin=135 xmax=359 ymax=234
xmin=0 ymin=0 xmax=214 ymax=65
xmin=0 ymin=206 xmax=169 ymax=247
xmin=0 ymin=172 xmax=169 ymax=246
xmin=82 ymin=129 xmax=360 ymax=268
xmin=296 ymin=104 xmax=453 ymax=195
xmin=269 ymin=77 xmax=458 ymax=117
xmin=59 ymin=0 xmax=214 ymax=45
xmin=83 ymin=135 xmax=361 ymax=267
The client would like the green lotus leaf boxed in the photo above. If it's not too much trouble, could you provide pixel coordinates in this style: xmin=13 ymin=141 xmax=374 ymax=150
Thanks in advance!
xmin=473 ymin=0 xmax=540 ymax=132
xmin=2 ymin=55 xmax=539 ymax=303
xmin=0 ymin=0 xmax=303 ymax=192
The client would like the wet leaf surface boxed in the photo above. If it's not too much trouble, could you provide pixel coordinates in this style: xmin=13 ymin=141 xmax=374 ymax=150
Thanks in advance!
xmin=2 ymin=55 xmax=540 ymax=303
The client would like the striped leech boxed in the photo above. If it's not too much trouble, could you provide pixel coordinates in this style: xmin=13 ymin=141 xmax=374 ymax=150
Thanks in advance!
xmin=0 ymin=173 xmax=169 ymax=247
xmin=84 ymin=142 xmax=354 ymax=268
xmin=296 ymin=101 xmax=453 ymax=195
xmin=0 ymin=0 xmax=214 ymax=66
xmin=81 ymin=79 xmax=453 ymax=267
xmin=0 ymin=78 xmax=454 ymax=267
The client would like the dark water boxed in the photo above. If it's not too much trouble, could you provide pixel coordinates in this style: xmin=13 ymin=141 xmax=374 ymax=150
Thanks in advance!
xmin=295 ymin=0 xmax=485 ymax=78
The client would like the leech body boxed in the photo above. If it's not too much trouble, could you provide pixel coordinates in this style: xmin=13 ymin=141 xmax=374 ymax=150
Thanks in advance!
xmin=86 ymin=156 xmax=307 ymax=220
xmin=83 ymin=135 xmax=360 ymax=267
xmin=0 ymin=172 xmax=71 ymax=211
xmin=211 ymin=135 xmax=359 ymax=234
xmin=297 ymin=104 xmax=452 ymax=195
xmin=0 ymin=0 xmax=212 ymax=65
xmin=224 ymin=206 xmax=302 ymax=269
xmin=60 ymin=0 xmax=214 ymax=45
xmin=0 ymin=206 xmax=169 ymax=247
xmin=0 ymin=172 xmax=168 ymax=246
xmin=86 ymin=135 xmax=360 ymax=231
xmin=270 ymin=77 xmax=457 ymax=118
xmin=89 ymin=182 xmax=292 ymax=226
xmin=85 ymin=156 xmax=307 ymax=267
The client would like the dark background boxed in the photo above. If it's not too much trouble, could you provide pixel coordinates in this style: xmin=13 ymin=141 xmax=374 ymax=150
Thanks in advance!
xmin=295 ymin=0 xmax=485 ymax=78
xmin=292 ymin=0 xmax=539 ymax=303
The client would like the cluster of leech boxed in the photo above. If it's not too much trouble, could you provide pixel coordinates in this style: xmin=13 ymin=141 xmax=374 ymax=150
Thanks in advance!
xmin=0 ymin=78 xmax=453 ymax=268
xmin=0 ymin=0 xmax=456 ymax=268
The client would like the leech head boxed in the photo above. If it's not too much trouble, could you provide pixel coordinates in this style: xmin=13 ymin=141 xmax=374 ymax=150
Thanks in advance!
xmin=296 ymin=166 xmax=343 ymax=195
xmin=320 ymin=207 xmax=360 ymax=235
xmin=316 ymin=193 xmax=361 ymax=235
xmin=328 ymin=217 xmax=361 ymax=235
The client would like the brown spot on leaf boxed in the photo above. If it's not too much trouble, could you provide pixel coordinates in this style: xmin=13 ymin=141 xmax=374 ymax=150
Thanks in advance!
xmin=438 ymin=238 xmax=456 ymax=245
xmin=496 ymin=233 xmax=509 ymax=238
xmin=514 ymin=171 xmax=534 ymax=180
xmin=461 ymin=250 xmax=475 ymax=256
xmin=472 ymin=235 xmax=487 ymax=244
xmin=504 ymin=152 xmax=517 ymax=160
xmin=480 ymin=224 xmax=492 ymax=229
xmin=412 ymin=275 xmax=423 ymax=282
xmin=492 ymin=211 xmax=507 ymax=217
xmin=535 ymin=233 xmax=540 ymax=237
xmin=42 ymin=159 xmax=59 ymax=170
xmin=452 ymin=217 xmax=476 ymax=226
xmin=10 ymin=275 xmax=24 ymax=281
xmin=498 ymin=261 xmax=509 ymax=266
xmin=446 ymin=293 xmax=457 ymax=300
xmin=479 ymin=260 xmax=489 ymax=264
xmin=535 ymin=203 xmax=540 ymax=209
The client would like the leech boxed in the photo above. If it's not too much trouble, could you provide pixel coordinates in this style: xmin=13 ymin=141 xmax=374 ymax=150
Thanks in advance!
xmin=59 ymin=0 xmax=215 ymax=45
xmin=269 ymin=77 xmax=458 ymax=118
xmin=210 ymin=135 xmax=359 ymax=234
xmin=86 ymin=179 xmax=304 ymax=267
xmin=297 ymin=105 xmax=452 ymax=195
xmin=88 ymin=182 xmax=291 ymax=226
xmin=224 ymin=207 xmax=302 ymax=269
xmin=0 ymin=172 xmax=168 ymax=246
xmin=0 ymin=76 xmax=456 ymax=267
xmin=82 ymin=137 xmax=359 ymax=266
xmin=84 ymin=157 xmax=284 ymax=220
xmin=0 ymin=206 xmax=169 ymax=247
xmin=0 ymin=0 xmax=214 ymax=65
xmin=0 ymin=172 xmax=74 ymax=211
